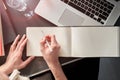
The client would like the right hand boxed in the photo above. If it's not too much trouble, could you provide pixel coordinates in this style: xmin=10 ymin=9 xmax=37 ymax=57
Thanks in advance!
xmin=40 ymin=35 xmax=67 ymax=80
xmin=40 ymin=35 xmax=60 ymax=66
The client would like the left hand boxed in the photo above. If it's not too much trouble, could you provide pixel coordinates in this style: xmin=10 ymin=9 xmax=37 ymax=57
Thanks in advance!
xmin=0 ymin=35 xmax=35 ymax=75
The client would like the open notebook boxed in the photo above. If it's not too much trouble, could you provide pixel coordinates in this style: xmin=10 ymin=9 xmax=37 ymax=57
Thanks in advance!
xmin=0 ymin=14 xmax=4 ymax=56
xmin=27 ymin=27 xmax=119 ymax=57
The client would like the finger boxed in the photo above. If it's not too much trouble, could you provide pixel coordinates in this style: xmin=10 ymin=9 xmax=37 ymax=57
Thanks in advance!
xmin=10 ymin=35 xmax=20 ymax=51
xmin=51 ymin=35 xmax=57 ymax=44
xmin=16 ymin=34 xmax=26 ymax=50
xmin=40 ymin=37 xmax=46 ymax=50
xmin=45 ymin=35 xmax=51 ymax=42
xmin=20 ymin=56 xmax=35 ymax=69
xmin=18 ymin=38 xmax=27 ymax=54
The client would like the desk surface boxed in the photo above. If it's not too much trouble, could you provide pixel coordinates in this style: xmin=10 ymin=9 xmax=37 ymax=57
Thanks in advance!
xmin=1 ymin=0 xmax=119 ymax=79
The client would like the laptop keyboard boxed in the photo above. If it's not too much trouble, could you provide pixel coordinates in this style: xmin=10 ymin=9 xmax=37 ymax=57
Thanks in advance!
xmin=61 ymin=0 xmax=115 ymax=24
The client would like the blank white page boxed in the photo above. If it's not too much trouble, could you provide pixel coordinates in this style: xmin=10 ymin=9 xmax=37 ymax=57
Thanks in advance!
xmin=27 ymin=27 xmax=71 ymax=57
xmin=71 ymin=27 xmax=119 ymax=57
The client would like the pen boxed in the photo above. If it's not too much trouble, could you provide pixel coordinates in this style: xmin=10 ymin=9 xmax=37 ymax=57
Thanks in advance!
xmin=41 ymin=30 xmax=53 ymax=52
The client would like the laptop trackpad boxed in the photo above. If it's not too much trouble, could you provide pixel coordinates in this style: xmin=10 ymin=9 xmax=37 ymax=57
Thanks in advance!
xmin=58 ymin=9 xmax=84 ymax=26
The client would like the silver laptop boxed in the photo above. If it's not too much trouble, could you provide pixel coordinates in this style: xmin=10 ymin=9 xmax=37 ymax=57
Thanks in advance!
xmin=35 ymin=0 xmax=120 ymax=26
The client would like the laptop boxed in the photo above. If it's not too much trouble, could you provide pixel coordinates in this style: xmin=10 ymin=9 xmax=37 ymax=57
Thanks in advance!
xmin=35 ymin=0 xmax=120 ymax=26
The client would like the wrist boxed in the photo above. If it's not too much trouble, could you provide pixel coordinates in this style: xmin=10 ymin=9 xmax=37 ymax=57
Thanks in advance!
xmin=47 ymin=59 xmax=60 ymax=68
xmin=48 ymin=61 xmax=62 ymax=72
xmin=0 ymin=64 xmax=12 ymax=75
xmin=47 ymin=60 xmax=67 ymax=80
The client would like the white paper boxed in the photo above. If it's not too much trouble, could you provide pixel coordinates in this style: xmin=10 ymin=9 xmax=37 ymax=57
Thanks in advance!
xmin=27 ymin=27 xmax=119 ymax=57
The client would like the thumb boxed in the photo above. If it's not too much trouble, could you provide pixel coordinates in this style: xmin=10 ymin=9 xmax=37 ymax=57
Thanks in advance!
xmin=20 ymin=56 xmax=35 ymax=69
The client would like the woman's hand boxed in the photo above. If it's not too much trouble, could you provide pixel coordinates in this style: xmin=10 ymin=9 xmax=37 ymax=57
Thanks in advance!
xmin=40 ymin=35 xmax=67 ymax=80
xmin=40 ymin=35 xmax=60 ymax=66
xmin=0 ymin=35 xmax=34 ymax=75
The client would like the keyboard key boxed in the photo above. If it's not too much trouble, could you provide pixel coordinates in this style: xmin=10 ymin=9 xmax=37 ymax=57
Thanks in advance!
xmin=97 ymin=18 xmax=101 ymax=22
xmin=93 ymin=17 xmax=97 ymax=20
xmin=107 ymin=10 xmax=111 ymax=13
xmin=74 ymin=0 xmax=78 ymax=4
xmin=85 ymin=1 xmax=88 ymax=5
xmin=88 ymin=8 xmax=92 ymax=11
xmin=100 ymin=6 xmax=104 ymax=9
xmin=99 ymin=14 xmax=107 ymax=20
xmin=92 ymin=10 xmax=95 ymax=14
xmin=86 ymin=11 xmax=91 ymax=16
xmin=95 ymin=7 xmax=99 ymax=11
xmin=88 ymin=3 xmax=92 ymax=7
xmin=92 ymin=5 xmax=95 ymax=9
xmin=77 ymin=2 xmax=81 ymax=6
xmin=93 ymin=2 xmax=97 ymax=5
xmin=81 ymin=4 xmax=85 ymax=8
xmin=96 ymin=3 xmax=100 ymax=7
xmin=64 ymin=0 xmax=69 ymax=3
xmin=95 ymin=12 xmax=99 ymax=16
xmin=89 ymin=0 xmax=93 ymax=3
xmin=108 ymin=5 xmax=113 ymax=10
xmin=90 ymin=14 xmax=94 ymax=18
xmin=110 ymin=3 xmax=114 ymax=7
xmin=102 ymin=12 xmax=109 ymax=17
xmin=104 ymin=8 xmax=107 ymax=11
xmin=103 ymin=3 xmax=107 ymax=7
xmin=100 ymin=1 xmax=104 ymax=5
xmin=96 ymin=0 xmax=100 ymax=3
xmin=68 ymin=2 xmax=86 ymax=13
xmin=99 ymin=10 xmax=102 ymax=13
xmin=81 ymin=0 xmax=85 ymax=3
xmin=84 ymin=6 xmax=88 ymax=10
xmin=106 ymin=1 xmax=111 ymax=5
xmin=100 ymin=21 xmax=104 ymax=24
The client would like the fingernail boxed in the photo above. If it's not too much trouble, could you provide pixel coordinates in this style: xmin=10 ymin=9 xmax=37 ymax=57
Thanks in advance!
xmin=17 ymin=34 xmax=20 ymax=37
xmin=23 ymin=34 xmax=26 ymax=37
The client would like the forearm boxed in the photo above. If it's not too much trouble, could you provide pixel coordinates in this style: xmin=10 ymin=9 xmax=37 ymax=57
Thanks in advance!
xmin=48 ymin=61 xmax=67 ymax=80
xmin=0 ymin=71 xmax=9 ymax=80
